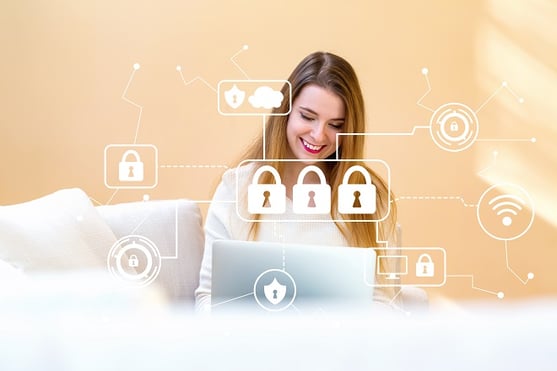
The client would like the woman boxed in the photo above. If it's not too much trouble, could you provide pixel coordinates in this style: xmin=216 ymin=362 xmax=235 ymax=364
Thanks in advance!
xmin=195 ymin=51 xmax=398 ymax=312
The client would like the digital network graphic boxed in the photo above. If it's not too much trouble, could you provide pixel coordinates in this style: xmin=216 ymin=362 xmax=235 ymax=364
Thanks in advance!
xmin=239 ymin=159 xmax=389 ymax=222
xmin=100 ymin=45 xmax=537 ymax=311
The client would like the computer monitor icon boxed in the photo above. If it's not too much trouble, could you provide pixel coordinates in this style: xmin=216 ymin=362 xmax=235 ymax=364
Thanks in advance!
xmin=376 ymin=255 xmax=408 ymax=280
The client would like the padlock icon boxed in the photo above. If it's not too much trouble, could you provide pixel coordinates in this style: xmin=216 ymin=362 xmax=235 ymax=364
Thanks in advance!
xmin=338 ymin=165 xmax=377 ymax=214
xmin=450 ymin=121 xmax=459 ymax=132
xmin=248 ymin=165 xmax=286 ymax=214
xmin=415 ymin=254 xmax=434 ymax=277
xmin=128 ymin=254 xmax=139 ymax=268
xmin=119 ymin=150 xmax=144 ymax=182
xmin=293 ymin=165 xmax=331 ymax=214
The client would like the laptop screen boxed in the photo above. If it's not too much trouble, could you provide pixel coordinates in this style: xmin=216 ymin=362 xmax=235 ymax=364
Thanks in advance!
xmin=211 ymin=240 xmax=376 ymax=315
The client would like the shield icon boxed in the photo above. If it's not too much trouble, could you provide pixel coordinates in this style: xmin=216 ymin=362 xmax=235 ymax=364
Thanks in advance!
xmin=224 ymin=84 xmax=245 ymax=109
xmin=263 ymin=278 xmax=287 ymax=305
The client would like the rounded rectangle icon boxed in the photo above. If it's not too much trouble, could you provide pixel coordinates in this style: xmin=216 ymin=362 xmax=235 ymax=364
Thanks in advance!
xmin=104 ymin=144 xmax=158 ymax=189
xmin=236 ymin=159 xmax=391 ymax=223
xmin=218 ymin=80 xmax=292 ymax=116
xmin=366 ymin=247 xmax=446 ymax=287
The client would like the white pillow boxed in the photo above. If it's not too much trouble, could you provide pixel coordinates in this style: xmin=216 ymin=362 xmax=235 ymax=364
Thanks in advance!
xmin=0 ymin=188 xmax=117 ymax=272
xmin=96 ymin=199 xmax=204 ymax=303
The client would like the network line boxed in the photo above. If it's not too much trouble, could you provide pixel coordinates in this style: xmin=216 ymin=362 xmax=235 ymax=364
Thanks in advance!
xmin=395 ymin=196 xmax=477 ymax=208
xmin=121 ymin=63 xmax=143 ymax=144
xmin=504 ymin=240 xmax=534 ymax=285
xmin=416 ymin=67 xmax=434 ymax=112
xmin=446 ymin=274 xmax=502 ymax=298
xmin=335 ymin=126 xmax=429 ymax=160
xmin=230 ymin=44 xmax=250 ymax=79
xmin=476 ymin=81 xmax=524 ymax=114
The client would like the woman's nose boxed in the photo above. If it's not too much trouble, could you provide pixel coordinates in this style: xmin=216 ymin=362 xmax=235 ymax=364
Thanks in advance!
xmin=310 ymin=122 xmax=327 ymax=143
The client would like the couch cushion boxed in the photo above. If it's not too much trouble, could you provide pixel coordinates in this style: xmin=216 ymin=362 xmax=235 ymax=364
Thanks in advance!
xmin=0 ymin=188 xmax=117 ymax=272
xmin=96 ymin=199 xmax=204 ymax=304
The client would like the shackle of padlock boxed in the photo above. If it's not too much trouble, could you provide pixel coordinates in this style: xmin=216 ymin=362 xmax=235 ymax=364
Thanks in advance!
xmin=121 ymin=150 xmax=141 ymax=162
xmin=296 ymin=165 xmax=327 ymax=185
xmin=252 ymin=165 xmax=283 ymax=185
xmin=341 ymin=165 xmax=373 ymax=185
xmin=417 ymin=254 xmax=433 ymax=264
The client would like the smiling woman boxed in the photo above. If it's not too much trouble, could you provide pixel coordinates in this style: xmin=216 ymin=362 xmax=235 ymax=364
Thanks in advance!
xmin=195 ymin=51 xmax=398 ymax=312
xmin=286 ymin=85 xmax=345 ymax=161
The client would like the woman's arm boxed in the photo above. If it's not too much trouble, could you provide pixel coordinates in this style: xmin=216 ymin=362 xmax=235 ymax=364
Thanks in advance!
xmin=194 ymin=168 xmax=247 ymax=313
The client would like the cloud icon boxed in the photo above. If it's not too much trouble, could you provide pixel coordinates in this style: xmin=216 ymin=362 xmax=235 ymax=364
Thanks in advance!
xmin=248 ymin=86 xmax=284 ymax=109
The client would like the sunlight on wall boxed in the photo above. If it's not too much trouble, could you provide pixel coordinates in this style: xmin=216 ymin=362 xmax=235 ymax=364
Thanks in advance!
xmin=475 ymin=0 xmax=557 ymax=227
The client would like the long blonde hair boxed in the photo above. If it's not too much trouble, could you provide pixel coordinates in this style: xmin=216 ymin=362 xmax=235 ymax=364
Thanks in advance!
xmin=240 ymin=51 xmax=397 ymax=249
xmin=242 ymin=52 xmax=396 ymax=247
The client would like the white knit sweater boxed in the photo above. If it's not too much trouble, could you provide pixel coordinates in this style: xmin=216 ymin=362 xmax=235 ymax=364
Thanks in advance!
xmin=195 ymin=164 xmax=398 ymax=312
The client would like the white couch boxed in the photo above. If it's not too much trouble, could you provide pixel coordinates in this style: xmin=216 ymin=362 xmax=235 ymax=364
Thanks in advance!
xmin=0 ymin=188 xmax=428 ymax=311
xmin=0 ymin=188 xmax=204 ymax=309
xmin=1 ymin=189 xmax=556 ymax=370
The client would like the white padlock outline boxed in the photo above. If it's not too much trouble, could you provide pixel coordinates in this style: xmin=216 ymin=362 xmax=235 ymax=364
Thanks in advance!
xmin=292 ymin=165 xmax=331 ymax=214
xmin=415 ymin=253 xmax=435 ymax=277
xmin=338 ymin=165 xmax=376 ymax=214
xmin=119 ymin=150 xmax=144 ymax=181
xmin=248 ymin=165 xmax=286 ymax=214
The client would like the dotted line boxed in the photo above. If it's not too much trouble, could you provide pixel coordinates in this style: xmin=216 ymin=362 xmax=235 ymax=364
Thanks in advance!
xmin=160 ymin=165 xmax=229 ymax=169
xmin=396 ymin=196 xmax=477 ymax=208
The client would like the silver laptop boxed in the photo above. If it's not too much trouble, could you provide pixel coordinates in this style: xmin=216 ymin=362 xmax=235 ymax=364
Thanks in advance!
xmin=211 ymin=240 xmax=376 ymax=314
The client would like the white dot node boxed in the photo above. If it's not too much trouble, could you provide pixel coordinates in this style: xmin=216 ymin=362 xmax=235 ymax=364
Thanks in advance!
xmin=421 ymin=67 xmax=429 ymax=75
xmin=497 ymin=292 xmax=505 ymax=299
xmin=527 ymin=272 xmax=534 ymax=280
xmin=502 ymin=216 xmax=513 ymax=226
xmin=133 ymin=63 xmax=140 ymax=70
xmin=531 ymin=137 xmax=536 ymax=143
xmin=502 ymin=81 xmax=508 ymax=87
xmin=243 ymin=44 xmax=249 ymax=50
xmin=519 ymin=97 xmax=524 ymax=103
xmin=176 ymin=65 xmax=182 ymax=71
xmin=143 ymin=194 xmax=150 ymax=202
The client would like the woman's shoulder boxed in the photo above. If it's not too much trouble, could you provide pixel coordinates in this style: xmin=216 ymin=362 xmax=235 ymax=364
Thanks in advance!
xmin=214 ymin=163 xmax=257 ymax=199
xmin=221 ymin=162 xmax=256 ymax=185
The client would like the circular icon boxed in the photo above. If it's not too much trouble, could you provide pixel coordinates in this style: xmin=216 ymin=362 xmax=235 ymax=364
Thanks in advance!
xmin=107 ymin=235 xmax=162 ymax=287
xmin=253 ymin=269 xmax=297 ymax=312
xmin=429 ymin=103 xmax=479 ymax=152
xmin=477 ymin=183 xmax=535 ymax=241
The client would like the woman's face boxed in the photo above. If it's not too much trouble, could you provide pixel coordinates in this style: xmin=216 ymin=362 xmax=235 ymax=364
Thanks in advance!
xmin=286 ymin=84 xmax=345 ymax=162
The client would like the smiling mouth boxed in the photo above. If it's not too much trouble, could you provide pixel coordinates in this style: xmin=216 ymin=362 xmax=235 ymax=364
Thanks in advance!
xmin=301 ymin=138 xmax=325 ymax=154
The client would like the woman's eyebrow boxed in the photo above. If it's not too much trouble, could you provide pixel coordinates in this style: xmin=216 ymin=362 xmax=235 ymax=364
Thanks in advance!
xmin=299 ymin=106 xmax=345 ymax=121
xmin=299 ymin=106 xmax=318 ymax=115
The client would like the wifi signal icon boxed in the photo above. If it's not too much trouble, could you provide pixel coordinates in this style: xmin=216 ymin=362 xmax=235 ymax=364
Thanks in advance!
xmin=477 ymin=183 xmax=534 ymax=241
xmin=488 ymin=194 xmax=526 ymax=227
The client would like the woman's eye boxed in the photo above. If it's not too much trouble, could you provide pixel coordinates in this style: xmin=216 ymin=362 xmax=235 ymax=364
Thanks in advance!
xmin=329 ymin=122 xmax=344 ymax=130
xmin=300 ymin=113 xmax=314 ymax=121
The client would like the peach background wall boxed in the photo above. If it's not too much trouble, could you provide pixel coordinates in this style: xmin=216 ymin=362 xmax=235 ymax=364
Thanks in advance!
xmin=1 ymin=0 xmax=555 ymax=304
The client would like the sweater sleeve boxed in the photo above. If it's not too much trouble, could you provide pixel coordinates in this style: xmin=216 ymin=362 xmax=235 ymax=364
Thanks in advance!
xmin=194 ymin=169 xmax=237 ymax=313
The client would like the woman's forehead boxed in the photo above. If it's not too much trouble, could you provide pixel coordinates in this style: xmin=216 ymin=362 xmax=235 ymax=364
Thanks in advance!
xmin=295 ymin=84 xmax=345 ymax=119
